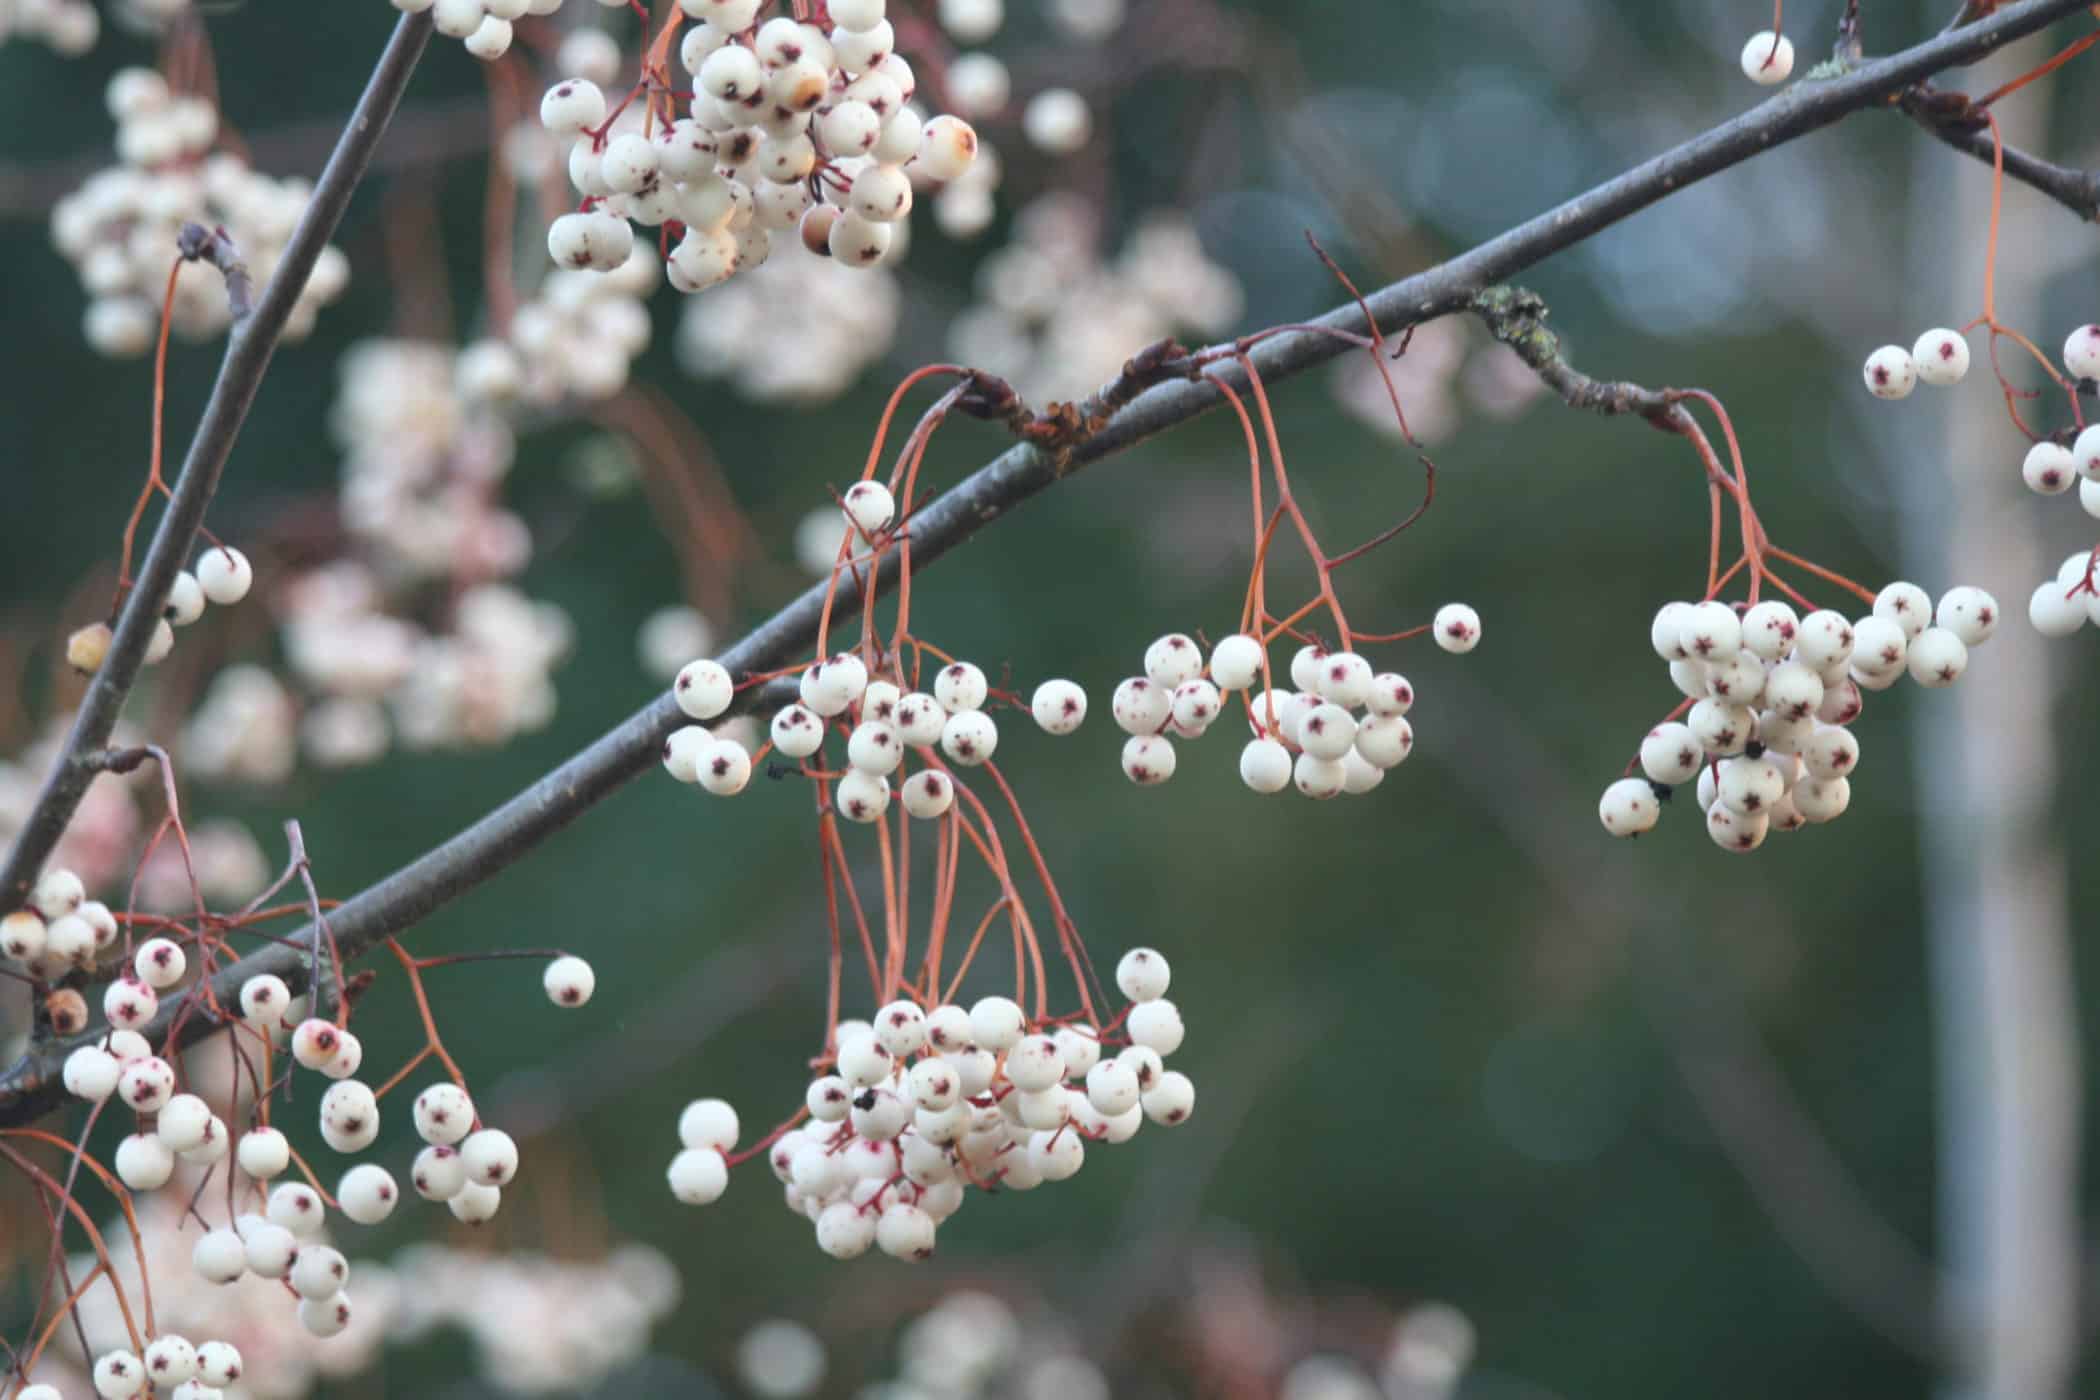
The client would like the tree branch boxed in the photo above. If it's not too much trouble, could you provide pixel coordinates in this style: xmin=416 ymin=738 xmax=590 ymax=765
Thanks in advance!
xmin=1898 ymin=86 xmax=2100 ymax=222
xmin=0 ymin=12 xmax=435 ymax=916
xmin=2 ymin=0 xmax=2091 ymax=1127
xmin=1469 ymin=285 xmax=1681 ymax=422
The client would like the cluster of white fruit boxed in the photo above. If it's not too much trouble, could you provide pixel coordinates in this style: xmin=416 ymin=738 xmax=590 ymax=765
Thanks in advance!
xmin=2022 ymin=547 xmax=2100 ymax=639
xmin=1738 ymin=30 xmax=1795 ymax=85
xmin=1108 ymin=605 xmax=1479 ymax=798
xmin=662 ymin=481 xmax=1077 ymax=816
xmin=224 ymin=340 xmax=576 ymax=770
xmin=1598 ymin=583 xmax=2000 ymax=850
xmin=68 ymin=544 xmax=253 ymax=685
xmin=0 ymin=0 xmax=99 ymax=55
xmin=53 ymin=69 xmax=348 ymax=358
xmin=677 ymin=245 xmax=901 ymax=402
xmin=51 ymin=943 xmax=591 ymax=1359
xmin=949 ymin=195 xmax=1243 ymax=406
xmin=510 ymin=248 xmax=659 ymax=402
xmin=667 ymin=947 xmax=1193 ymax=1260
xmin=47 ymin=1332 xmax=246 ymax=1400
xmin=391 ymin=0 xmax=557 ymax=61
xmin=0 ymin=868 xmax=117 ymax=981
xmin=1861 ymin=326 xmax=1974 ymax=400
xmin=665 ymin=635 xmax=1037 ymax=824
xmin=2006 ymin=326 xmax=2100 ymax=505
xmin=387 ymin=1236 xmax=679 ymax=1393
xmin=539 ymin=0 xmax=978 ymax=297
xmin=836 ymin=1288 xmax=1108 ymax=1398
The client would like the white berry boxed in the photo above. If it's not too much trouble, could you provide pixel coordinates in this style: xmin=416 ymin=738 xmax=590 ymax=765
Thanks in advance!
xmin=1912 ymin=328 xmax=1970 ymax=385
xmin=1432 ymin=603 xmax=1481 ymax=653
xmin=195 ymin=546 xmax=252 ymax=604
xmin=1863 ymin=345 xmax=1916 ymax=399
xmin=2063 ymin=324 xmax=2100 ymax=379
xmin=1598 ymin=777 xmax=1661 ymax=836
xmin=1031 ymin=679 xmax=1087 ymax=735
xmin=2023 ymin=441 xmax=2076 ymax=495
xmin=544 ymin=954 xmax=595 ymax=1007
xmin=1739 ymin=30 xmax=1794 ymax=84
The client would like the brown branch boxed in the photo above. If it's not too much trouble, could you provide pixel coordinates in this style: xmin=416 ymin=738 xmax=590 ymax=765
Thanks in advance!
xmin=1898 ymin=83 xmax=2100 ymax=222
xmin=1468 ymin=285 xmax=1684 ymax=425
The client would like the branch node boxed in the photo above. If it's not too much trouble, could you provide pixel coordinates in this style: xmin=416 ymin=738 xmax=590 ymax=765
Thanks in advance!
xmin=1470 ymin=285 xmax=1678 ymax=424
xmin=176 ymin=221 xmax=253 ymax=320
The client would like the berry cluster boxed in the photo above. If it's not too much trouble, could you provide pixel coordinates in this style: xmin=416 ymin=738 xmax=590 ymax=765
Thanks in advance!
xmin=50 ymin=924 xmax=593 ymax=1357
xmin=2006 ymin=326 xmax=2099 ymax=506
xmin=677 ymin=245 xmax=901 ymax=402
xmin=382 ymin=1235 xmax=678 ymax=1392
xmin=0 ymin=867 xmax=118 ymax=986
xmin=1598 ymin=584 xmax=2000 ymax=850
xmin=509 ymin=248 xmax=659 ymax=403
xmin=66 ymin=544 xmax=252 ymax=685
xmin=44 ymin=1332 xmax=244 ymax=1400
xmin=660 ymin=481 xmax=1089 ymax=816
xmin=2025 ymin=547 xmax=2100 ymax=639
xmin=667 ymin=643 xmax=1042 ymax=821
xmin=390 ymin=0 xmax=558 ymax=61
xmin=0 ymin=0 xmax=100 ymax=55
xmin=1860 ymin=322 xmax=2100 ymax=639
xmin=53 ymin=69 xmax=348 ymax=358
xmin=247 ymin=340 xmax=575 ymax=767
xmin=1860 ymin=326 xmax=1974 ymax=400
xmin=541 ymin=0 xmax=979 ymax=297
xmin=1108 ymin=612 xmax=1478 ymax=799
xmin=179 ymin=666 xmax=298 ymax=784
xmin=668 ymin=948 xmax=1194 ymax=1260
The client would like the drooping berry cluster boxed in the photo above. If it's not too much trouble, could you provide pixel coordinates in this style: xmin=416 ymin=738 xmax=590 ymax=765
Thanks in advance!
xmin=1108 ymin=609 xmax=1478 ymax=799
xmin=1598 ymin=584 xmax=2000 ymax=850
xmin=659 ymin=482 xmax=1096 ymax=817
xmin=1862 ymin=321 xmax=2100 ymax=638
xmin=2006 ymin=326 xmax=2100 ymax=512
xmin=52 ymin=1332 xmax=245 ymax=1400
xmin=66 ymin=544 xmax=252 ymax=683
xmin=541 ymin=0 xmax=978 ymax=296
xmin=53 ymin=69 xmax=348 ymax=358
xmin=667 ymin=948 xmax=1193 ymax=1260
xmin=1 ymin=867 xmax=118 ymax=989
xmin=49 ymin=909 xmax=594 ymax=1366
xmin=389 ymin=0 xmax=558 ymax=61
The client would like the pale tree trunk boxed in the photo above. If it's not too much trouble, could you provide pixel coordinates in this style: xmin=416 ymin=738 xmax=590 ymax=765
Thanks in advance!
xmin=1898 ymin=36 xmax=2082 ymax=1399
